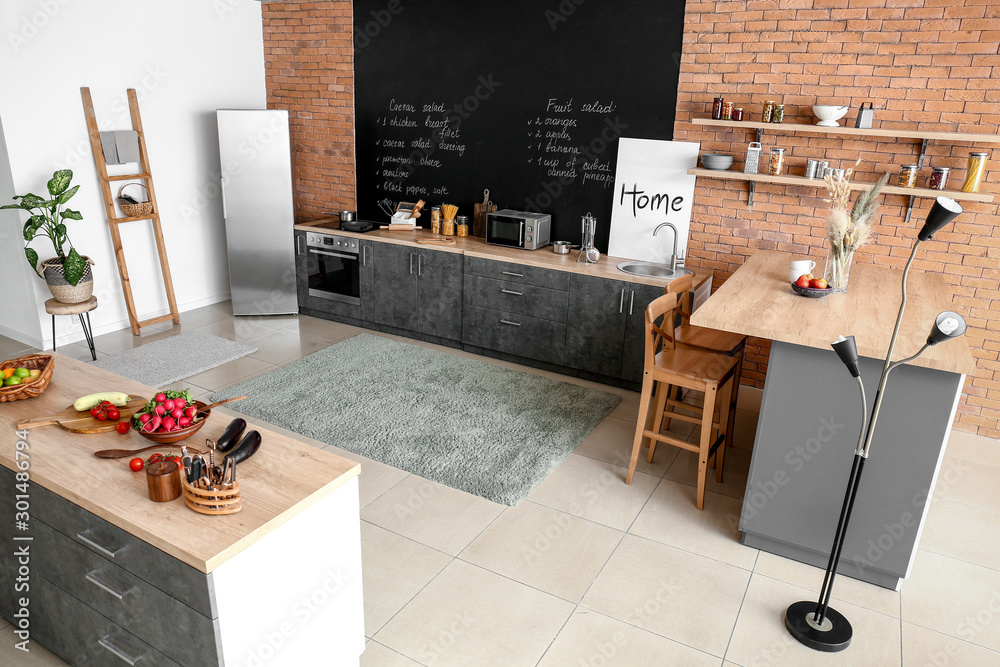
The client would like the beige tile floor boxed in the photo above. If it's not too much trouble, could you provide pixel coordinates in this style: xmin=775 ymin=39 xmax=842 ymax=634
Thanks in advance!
xmin=1 ymin=302 xmax=998 ymax=666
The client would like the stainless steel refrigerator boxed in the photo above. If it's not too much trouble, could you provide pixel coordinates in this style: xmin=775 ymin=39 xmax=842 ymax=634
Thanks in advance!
xmin=216 ymin=109 xmax=298 ymax=316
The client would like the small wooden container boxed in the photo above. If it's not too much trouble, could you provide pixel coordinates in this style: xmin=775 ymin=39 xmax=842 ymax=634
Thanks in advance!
xmin=182 ymin=477 xmax=242 ymax=515
xmin=146 ymin=460 xmax=182 ymax=502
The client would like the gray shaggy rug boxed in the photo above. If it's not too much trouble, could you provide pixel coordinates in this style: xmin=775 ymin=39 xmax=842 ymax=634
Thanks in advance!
xmin=211 ymin=334 xmax=621 ymax=505
xmin=93 ymin=332 xmax=257 ymax=388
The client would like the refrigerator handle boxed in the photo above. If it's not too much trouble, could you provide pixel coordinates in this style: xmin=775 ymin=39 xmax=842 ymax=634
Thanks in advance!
xmin=220 ymin=178 xmax=228 ymax=219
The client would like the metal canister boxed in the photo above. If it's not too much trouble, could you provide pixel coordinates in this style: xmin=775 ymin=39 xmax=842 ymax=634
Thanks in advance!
xmin=733 ymin=107 xmax=744 ymax=121
xmin=898 ymin=164 xmax=918 ymax=188
xmin=928 ymin=166 xmax=950 ymax=191
xmin=762 ymin=100 xmax=775 ymax=123
xmin=722 ymin=101 xmax=734 ymax=120
xmin=430 ymin=205 xmax=442 ymax=234
xmin=805 ymin=159 xmax=821 ymax=179
xmin=771 ymin=104 xmax=785 ymax=124
xmin=768 ymin=147 xmax=786 ymax=176
xmin=456 ymin=215 xmax=469 ymax=237
xmin=962 ymin=152 xmax=988 ymax=193
xmin=712 ymin=97 xmax=725 ymax=120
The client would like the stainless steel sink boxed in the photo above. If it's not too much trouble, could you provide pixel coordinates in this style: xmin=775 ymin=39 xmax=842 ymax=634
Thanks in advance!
xmin=616 ymin=261 xmax=693 ymax=280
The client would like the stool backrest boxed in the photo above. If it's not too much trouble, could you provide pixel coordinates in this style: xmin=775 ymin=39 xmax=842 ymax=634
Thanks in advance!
xmin=645 ymin=291 xmax=680 ymax=366
xmin=664 ymin=274 xmax=694 ymax=325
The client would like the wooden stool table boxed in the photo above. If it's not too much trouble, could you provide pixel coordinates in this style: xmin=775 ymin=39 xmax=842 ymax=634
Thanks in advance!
xmin=44 ymin=296 xmax=97 ymax=361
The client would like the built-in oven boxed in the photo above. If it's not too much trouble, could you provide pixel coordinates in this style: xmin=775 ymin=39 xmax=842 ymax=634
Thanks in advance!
xmin=304 ymin=232 xmax=361 ymax=305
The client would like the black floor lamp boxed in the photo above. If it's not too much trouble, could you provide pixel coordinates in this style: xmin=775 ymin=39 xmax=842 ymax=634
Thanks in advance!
xmin=785 ymin=196 xmax=969 ymax=652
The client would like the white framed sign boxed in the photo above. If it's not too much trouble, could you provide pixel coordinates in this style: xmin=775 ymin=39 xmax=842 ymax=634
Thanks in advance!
xmin=607 ymin=138 xmax=700 ymax=264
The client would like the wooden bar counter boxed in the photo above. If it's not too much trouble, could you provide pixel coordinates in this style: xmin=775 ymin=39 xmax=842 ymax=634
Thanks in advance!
xmin=0 ymin=354 xmax=364 ymax=665
xmin=692 ymin=250 xmax=975 ymax=590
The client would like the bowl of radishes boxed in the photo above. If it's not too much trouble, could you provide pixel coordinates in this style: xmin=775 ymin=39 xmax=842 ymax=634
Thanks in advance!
xmin=131 ymin=389 xmax=210 ymax=444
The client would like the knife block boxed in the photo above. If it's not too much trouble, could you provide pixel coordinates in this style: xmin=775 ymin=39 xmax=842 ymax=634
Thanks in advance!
xmin=181 ymin=477 xmax=242 ymax=515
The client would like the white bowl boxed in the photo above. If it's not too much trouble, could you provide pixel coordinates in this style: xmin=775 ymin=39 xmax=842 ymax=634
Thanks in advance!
xmin=812 ymin=105 xmax=849 ymax=127
xmin=701 ymin=153 xmax=734 ymax=170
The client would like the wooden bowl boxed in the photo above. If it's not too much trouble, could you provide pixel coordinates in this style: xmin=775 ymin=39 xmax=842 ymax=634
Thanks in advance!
xmin=134 ymin=401 xmax=211 ymax=444
xmin=791 ymin=282 xmax=833 ymax=298
xmin=0 ymin=354 xmax=54 ymax=402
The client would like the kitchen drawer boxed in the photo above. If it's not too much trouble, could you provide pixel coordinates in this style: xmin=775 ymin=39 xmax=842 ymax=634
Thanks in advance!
xmin=465 ymin=256 xmax=571 ymax=291
xmin=464 ymin=275 xmax=569 ymax=323
xmin=463 ymin=305 xmax=566 ymax=365
xmin=34 ymin=574 xmax=184 ymax=667
xmin=35 ymin=520 xmax=222 ymax=666
xmin=30 ymin=481 xmax=216 ymax=619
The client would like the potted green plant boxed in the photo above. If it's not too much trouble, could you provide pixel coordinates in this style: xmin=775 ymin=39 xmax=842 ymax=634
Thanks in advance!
xmin=1 ymin=169 xmax=94 ymax=303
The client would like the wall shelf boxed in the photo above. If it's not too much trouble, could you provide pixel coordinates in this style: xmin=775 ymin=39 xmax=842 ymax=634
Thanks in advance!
xmin=690 ymin=117 xmax=1000 ymax=144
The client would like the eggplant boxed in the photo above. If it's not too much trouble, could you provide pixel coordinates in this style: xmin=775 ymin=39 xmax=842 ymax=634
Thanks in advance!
xmin=225 ymin=430 xmax=261 ymax=465
xmin=216 ymin=418 xmax=247 ymax=453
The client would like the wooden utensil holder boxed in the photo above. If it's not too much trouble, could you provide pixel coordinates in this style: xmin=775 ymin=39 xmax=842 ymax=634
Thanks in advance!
xmin=181 ymin=477 xmax=242 ymax=515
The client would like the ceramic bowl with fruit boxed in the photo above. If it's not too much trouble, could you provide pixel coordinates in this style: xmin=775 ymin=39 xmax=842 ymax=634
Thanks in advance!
xmin=132 ymin=390 xmax=210 ymax=444
xmin=791 ymin=273 xmax=833 ymax=298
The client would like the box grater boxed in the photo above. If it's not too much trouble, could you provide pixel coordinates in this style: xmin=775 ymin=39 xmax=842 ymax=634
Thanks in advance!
xmin=744 ymin=142 xmax=762 ymax=174
xmin=855 ymin=102 xmax=874 ymax=129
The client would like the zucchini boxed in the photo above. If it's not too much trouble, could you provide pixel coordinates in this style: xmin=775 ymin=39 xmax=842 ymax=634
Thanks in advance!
xmin=74 ymin=392 xmax=130 ymax=412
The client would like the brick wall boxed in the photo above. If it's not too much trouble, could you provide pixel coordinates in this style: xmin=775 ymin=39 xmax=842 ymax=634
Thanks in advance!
xmin=263 ymin=1 xmax=1000 ymax=437
xmin=263 ymin=1 xmax=356 ymax=220
xmin=675 ymin=0 xmax=1000 ymax=437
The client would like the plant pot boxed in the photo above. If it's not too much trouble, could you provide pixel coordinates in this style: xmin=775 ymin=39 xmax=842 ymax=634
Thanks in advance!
xmin=40 ymin=257 xmax=94 ymax=304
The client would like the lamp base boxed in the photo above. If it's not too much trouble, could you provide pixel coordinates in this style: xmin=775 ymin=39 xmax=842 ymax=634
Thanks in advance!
xmin=785 ymin=601 xmax=852 ymax=652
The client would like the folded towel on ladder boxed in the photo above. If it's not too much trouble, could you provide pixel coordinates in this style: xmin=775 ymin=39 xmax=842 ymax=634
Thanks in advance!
xmin=99 ymin=131 xmax=120 ymax=165
xmin=114 ymin=130 xmax=140 ymax=164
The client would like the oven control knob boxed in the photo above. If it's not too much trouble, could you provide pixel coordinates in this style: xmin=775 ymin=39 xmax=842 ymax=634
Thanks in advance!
xmin=526 ymin=236 xmax=533 ymax=242
xmin=527 ymin=226 xmax=534 ymax=233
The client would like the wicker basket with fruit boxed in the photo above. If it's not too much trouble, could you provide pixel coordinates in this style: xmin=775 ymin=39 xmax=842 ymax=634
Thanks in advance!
xmin=0 ymin=354 xmax=54 ymax=402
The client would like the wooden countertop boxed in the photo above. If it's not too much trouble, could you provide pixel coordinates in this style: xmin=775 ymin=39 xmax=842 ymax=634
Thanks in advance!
xmin=690 ymin=250 xmax=977 ymax=375
xmin=0 ymin=354 xmax=360 ymax=573
xmin=294 ymin=219 xmax=713 ymax=291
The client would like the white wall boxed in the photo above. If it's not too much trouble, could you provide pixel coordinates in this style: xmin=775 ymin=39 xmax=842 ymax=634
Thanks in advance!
xmin=0 ymin=0 xmax=266 ymax=347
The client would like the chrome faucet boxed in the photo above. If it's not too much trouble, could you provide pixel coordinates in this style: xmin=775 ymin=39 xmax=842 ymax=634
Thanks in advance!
xmin=653 ymin=222 xmax=679 ymax=272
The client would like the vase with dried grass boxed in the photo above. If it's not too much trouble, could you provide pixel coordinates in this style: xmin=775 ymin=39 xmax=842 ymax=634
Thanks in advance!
xmin=822 ymin=166 xmax=890 ymax=293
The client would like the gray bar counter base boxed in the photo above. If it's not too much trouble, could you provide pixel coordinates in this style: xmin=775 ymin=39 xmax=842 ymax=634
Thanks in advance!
xmin=739 ymin=341 xmax=964 ymax=590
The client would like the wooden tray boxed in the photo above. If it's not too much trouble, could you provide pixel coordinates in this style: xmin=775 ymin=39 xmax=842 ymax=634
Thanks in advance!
xmin=16 ymin=397 xmax=148 ymax=434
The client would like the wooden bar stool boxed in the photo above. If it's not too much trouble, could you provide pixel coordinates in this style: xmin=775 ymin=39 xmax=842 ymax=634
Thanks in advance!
xmin=658 ymin=274 xmax=747 ymax=448
xmin=626 ymin=291 xmax=739 ymax=509
xmin=45 ymin=296 xmax=97 ymax=361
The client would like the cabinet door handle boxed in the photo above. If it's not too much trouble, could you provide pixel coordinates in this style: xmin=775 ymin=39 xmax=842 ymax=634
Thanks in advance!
xmin=409 ymin=253 xmax=414 ymax=275
xmin=500 ymin=319 xmax=522 ymax=327
xmin=296 ymin=235 xmax=303 ymax=255
xmin=86 ymin=570 xmax=135 ymax=600
xmin=418 ymin=254 xmax=423 ymax=276
xmin=501 ymin=270 xmax=524 ymax=278
xmin=629 ymin=290 xmax=636 ymax=315
xmin=619 ymin=288 xmax=626 ymax=314
xmin=362 ymin=245 xmax=367 ymax=267
xmin=500 ymin=288 xmax=523 ymax=296
xmin=77 ymin=527 xmax=126 ymax=558
xmin=98 ymin=634 xmax=146 ymax=666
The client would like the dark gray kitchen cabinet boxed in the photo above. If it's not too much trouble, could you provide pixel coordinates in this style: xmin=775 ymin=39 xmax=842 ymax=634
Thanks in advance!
xmin=620 ymin=283 xmax=665 ymax=383
xmin=359 ymin=239 xmax=376 ymax=322
xmin=372 ymin=242 xmax=463 ymax=341
xmin=564 ymin=274 xmax=629 ymax=378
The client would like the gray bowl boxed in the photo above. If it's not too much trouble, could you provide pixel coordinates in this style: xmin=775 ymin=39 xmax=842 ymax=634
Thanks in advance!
xmin=701 ymin=153 xmax=734 ymax=170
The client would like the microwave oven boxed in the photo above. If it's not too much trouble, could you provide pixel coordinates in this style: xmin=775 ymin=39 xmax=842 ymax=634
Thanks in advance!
xmin=485 ymin=209 xmax=552 ymax=250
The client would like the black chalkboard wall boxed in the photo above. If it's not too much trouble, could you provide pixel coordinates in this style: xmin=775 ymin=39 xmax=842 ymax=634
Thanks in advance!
xmin=354 ymin=0 xmax=686 ymax=252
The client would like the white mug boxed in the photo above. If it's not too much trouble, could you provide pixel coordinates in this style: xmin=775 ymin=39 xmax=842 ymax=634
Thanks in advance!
xmin=789 ymin=259 xmax=816 ymax=283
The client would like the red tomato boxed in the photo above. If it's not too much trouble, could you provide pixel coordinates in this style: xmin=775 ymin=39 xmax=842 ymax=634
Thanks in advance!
xmin=107 ymin=409 xmax=121 ymax=421
xmin=95 ymin=412 xmax=108 ymax=421
xmin=116 ymin=422 xmax=130 ymax=434
xmin=90 ymin=407 xmax=102 ymax=419
xmin=128 ymin=458 xmax=144 ymax=472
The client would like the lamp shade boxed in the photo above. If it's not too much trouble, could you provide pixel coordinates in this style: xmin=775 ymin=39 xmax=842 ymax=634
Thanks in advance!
xmin=926 ymin=311 xmax=967 ymax=346
xmin=831 ymin=335 xmax=862 ymax=377
xmin=917 ymin=197 xmax=963 ymax=241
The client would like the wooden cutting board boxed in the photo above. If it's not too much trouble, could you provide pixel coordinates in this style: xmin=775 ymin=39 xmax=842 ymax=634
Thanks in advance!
xmin=16 ymin=397 xmax=148 ymax=434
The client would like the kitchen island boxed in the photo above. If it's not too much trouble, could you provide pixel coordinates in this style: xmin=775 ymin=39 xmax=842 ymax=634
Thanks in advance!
xmin=692 ymin=250 xmax=976 ymax=589
xmin=0 ymin=354 xmax=364 ymax=665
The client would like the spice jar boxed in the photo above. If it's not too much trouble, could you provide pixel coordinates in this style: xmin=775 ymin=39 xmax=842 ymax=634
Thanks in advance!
xmin=762 ymin=100 xmax=775 ymax=123
xmin=928 ymin=167 xmax=950 ymax=191
xmin=430 ymin=206 xmax=442 ymax=235
xmin=456 ymin=215 xmax=469 ymax=237
xmin=768 ymin=147 xmax=785 ymax=176
xmin=962 ymin=152 xmax=988 ymax=193
xmin=898 ymin=164 xmax=918 ymax=188
xmin=771 ymin=104 xmax=785 ymax=124
xmin=722 ymin=102 xmax=734 ymax=120
xmin=712 ymin=97 xmax=725 ymax=120
xmin=732 ymin=107 xmax=744 ymax=122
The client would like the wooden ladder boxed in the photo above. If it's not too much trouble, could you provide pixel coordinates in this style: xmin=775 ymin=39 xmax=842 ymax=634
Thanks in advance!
xmin=80 ymin=87 xmax=180 ymax=335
